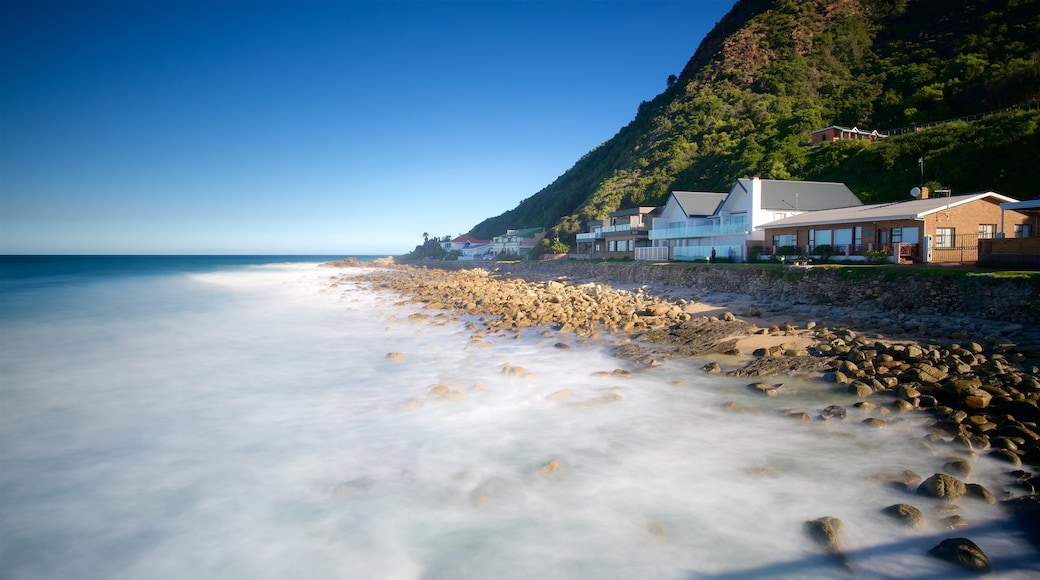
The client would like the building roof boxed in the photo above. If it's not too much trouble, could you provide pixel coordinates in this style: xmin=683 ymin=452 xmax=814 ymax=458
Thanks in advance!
xmin=671 ymin=191 xmax=727 ymax=217
xmin=759 ymin=192 xmax=1017 ymax=229
xmin=1001 ymin=196 xmax=1040 ymax=211
xmin=451 ymin=234 xmax=490 ymax=245
xmin=811 ymin=125 xmax=885 ymax=137
xmin=609 ymin=206 xmax=660 ymax=217
xmin=495 ymin=227 xmax=544 ymax=238
xmin=735 ymin=178 xmax=863 ymax=211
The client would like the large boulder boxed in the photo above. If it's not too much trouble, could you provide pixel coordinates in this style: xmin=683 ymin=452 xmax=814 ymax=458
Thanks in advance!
xmin=927 ymin=537 xmax=991 ymax=573
xmin=917 ymin=473 xmax=967 ymax=501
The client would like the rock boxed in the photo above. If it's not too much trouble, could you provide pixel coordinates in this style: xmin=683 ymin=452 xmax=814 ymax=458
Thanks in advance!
xmin=536 ymin=459 xmax=562 ymax=475
xmin=804 ymin=516 xmax=844 ymax=553
xmin=941 ymin=515 xmax=970 ymax=530
xmin=546 ymin=389 xmax=572 ymax=400
xmin=553 ymin=342 xmax=572 ymax=349
xmin=702 ymin=362 xmax=721 ymax=373
xmin=961 ymin=388 xmax=992 ymax=410
xmin=1003 ymin=495 xmax=1040 ymax=548
xmin=385 ymin=351 xmax=407 ymax=362
xmin=849 ymin=382 xmax=874 ymax=397
xmin=875 ymin=470 xmax=922 ymax=491
xmin=917 ymin=473 xmax=967 ymax=501
xmin=927 ymin=538 xmax=991 ymax=573
xmin=916 ymin=364 xmax=949 ymax=384
xmin=942 ymin=458 xmax=973 ymax=479
xmin=965 ymin=483 xmax=996 ymax=504
xmin=862 ymin=417 xmax=888 ymax=429
xmin=881 ymin=503 xmax=926 ymax=529
xmin=804 ymin=516 xmax=849 ymax=570
xmin=989 ymin=448 xmax=1023 ymax=466
xmin=820 ymin=405 xmax=847 ymax=420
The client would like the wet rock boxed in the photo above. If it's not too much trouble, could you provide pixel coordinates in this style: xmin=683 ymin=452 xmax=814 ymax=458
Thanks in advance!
xmin=917 ymin=473 xmax=967 ymax=501
xmin=927 ymin=537 xmax=991 ymax=573
xmin=881 ymin=503 xmax=925 ymax=529
xmin=702 ymin=362 xmax=721 ymax=373
xmin=820 ymin=405 xmax=847 ymax=420
xmin=989 ymin=448 xmax=1023 ymax=466
xmin=875 ymin=469 xmax=922 ymax=492
xmin=965 ymin=483 xmax=996 ymax=504
xmin=941 ymin=515 xmax=970 ymax=530
xmin=1003 ymin=495 xmax=1040 ymax=548
xmin=385 ymin=351 xmax=407 ymax=362
xmin=942 ymin=458 xmax=973 ymax=479
xmin=862 ymin=417 xmax=888 ymax=428
xmin=536 ymin=459 xmax=562 ymax=475
xmin=804 ymin=516 xmax=849 ymax=569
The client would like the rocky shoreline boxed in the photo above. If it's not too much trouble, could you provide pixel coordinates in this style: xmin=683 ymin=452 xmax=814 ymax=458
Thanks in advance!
xmin=328 ymin=257 xmax=1040 ymax=573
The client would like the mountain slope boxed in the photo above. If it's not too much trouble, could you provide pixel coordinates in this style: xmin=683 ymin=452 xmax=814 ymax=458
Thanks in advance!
xmin=468 ymin=0 xmax=1040 ymax=242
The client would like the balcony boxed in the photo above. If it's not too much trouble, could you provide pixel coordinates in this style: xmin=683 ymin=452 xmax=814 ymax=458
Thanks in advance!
xmin=600 ymin=223 xmax=632 ymax=235
xmin=576 ymin=223 xmax=635 ymax=240
xmin=649 ymin=222 xmax=749 ymax=240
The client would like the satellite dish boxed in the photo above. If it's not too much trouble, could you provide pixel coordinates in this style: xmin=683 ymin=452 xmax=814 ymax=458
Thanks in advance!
xmin=910 ymin=187 xmax=921 ymax=198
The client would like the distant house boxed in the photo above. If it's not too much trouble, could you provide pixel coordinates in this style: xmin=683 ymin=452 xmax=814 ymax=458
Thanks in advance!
xmin=759 ymin=190 xmax=1030 ymax=263
xmin=574 ymin=206 xmax=660 ymax=259
xmin=644 ymin=178 xmax=862 ymax=262
xmin=442 ymin=234 xmax=492 ymax=260
xmin=491 ymin=227 xmax=546 ymax=257
xmin=811 ymin=125 xmax=887 ymax=146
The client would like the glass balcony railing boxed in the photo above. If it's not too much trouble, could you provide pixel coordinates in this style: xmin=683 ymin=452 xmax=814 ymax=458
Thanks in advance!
xmin=600 ymin=224 xmax=632 ymax=235
xmin=576 ymin=223 xmax=635 ymax=240
xmin=649 ymin=222 xmax=749 ymax=240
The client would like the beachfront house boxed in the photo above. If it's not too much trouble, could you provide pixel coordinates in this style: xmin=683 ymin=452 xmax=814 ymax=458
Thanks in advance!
xmin=981 ymin=196 xmax=1040 ymax=267
xmin=443 ymin=234 xmax=493 ymax=260
xmin=758 ymin=190 xmax=1030 ymax=264
xmin=574 ymin=206 xmax=660 ymax=259
xmin=643 ymin=178 xmax=862 ymax=262
xmin=491 ymin=227 xmax=546 ymax=258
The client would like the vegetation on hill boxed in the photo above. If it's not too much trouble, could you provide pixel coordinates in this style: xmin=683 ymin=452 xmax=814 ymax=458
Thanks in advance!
xmin=469 ymin=0 xmax=1040 ymax=241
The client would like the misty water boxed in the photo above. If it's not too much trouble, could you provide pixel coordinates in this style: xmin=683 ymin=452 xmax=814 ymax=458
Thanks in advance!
xmin=1 ymin=258 xmax=1037 ymax=579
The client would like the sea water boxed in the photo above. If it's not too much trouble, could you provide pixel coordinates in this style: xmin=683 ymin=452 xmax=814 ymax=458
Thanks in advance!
xmin=1 ymin=256 xmax=1037 ymax=579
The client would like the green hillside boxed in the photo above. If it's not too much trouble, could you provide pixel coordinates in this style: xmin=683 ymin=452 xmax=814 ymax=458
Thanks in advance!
xmin=469 ymin=0 xmax=1040 ymax=241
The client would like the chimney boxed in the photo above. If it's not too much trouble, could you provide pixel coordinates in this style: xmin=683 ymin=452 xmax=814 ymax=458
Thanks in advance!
xmin=919 ymin=186 xmax=929 ymax=199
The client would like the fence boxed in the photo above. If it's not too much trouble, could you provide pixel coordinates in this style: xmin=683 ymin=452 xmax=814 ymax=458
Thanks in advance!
xmin=635 ymin=246 xmax=670 ymax=261
xmin=929 ymin=233 xmax=981 ymax=263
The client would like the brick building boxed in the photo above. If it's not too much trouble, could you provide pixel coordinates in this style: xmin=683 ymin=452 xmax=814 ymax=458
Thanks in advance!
xmin=758 ymin=191 xmax=1031 ymax=263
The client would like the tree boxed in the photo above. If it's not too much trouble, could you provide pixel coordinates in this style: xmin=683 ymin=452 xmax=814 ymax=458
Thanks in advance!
xmin=667 ymin=74 xmax=678 ymax=89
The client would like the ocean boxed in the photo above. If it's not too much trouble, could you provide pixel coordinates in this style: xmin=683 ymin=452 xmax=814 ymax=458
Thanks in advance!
xmin=1 ymin=256 xmax=1036 ymax=579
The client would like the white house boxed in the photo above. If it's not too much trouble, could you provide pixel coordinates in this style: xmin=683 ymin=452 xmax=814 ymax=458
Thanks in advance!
xmin=644 ymin=178 xmax=862 ymax=261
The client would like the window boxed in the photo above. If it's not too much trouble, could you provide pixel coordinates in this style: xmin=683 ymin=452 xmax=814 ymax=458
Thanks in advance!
xmin=833 ymin=229 xmax=852 ymax=252
xmin=1016 ymin=224 xmax=1033 ymax=238
xmin=891 ymin=228 xmax=902 ymax=243
xmin=773 ymin=234 xmax=796 ymax=248
xmin=936 ymin=227 xmax=955 ymax=249
xmin=854 ymin=227 xmax=863 ymax=249
xmin=978 ymin=224 xmax=996 ymax=239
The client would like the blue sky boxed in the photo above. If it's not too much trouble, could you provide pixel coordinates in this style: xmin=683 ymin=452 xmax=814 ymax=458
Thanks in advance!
xmin=1 ymin=0 xmax=735 ymax=255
